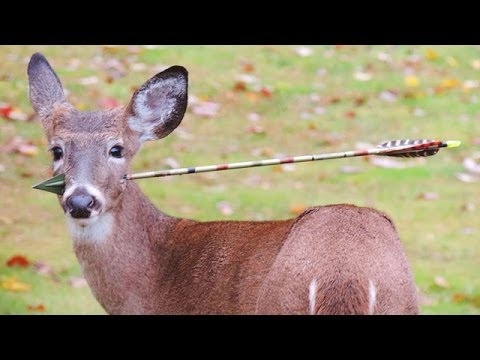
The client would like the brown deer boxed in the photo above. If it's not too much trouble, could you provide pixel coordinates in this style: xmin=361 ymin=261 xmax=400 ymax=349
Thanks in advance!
xmin=28 ymin=52 xmax=419 ymax=315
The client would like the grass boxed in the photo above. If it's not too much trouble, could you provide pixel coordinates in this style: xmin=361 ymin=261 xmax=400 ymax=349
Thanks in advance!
xmin=1 ymin=45 xmax=479 ymax=314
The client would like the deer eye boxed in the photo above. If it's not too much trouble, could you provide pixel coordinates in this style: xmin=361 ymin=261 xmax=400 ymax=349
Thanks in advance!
xmin=51 ymin=146 xmax=63 ymax=161
xmin=109 ymin=145 xmax=124 ymax=159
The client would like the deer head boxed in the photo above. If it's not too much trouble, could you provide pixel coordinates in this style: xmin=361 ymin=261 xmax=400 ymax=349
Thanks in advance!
xmin=28 ymin=53 xmax=188 ymax=224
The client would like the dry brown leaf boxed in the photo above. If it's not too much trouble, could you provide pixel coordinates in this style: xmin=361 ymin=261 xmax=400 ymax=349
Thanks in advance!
xmin=452 ymin=293 xmax=468 ymax=303
xmin=27 ymin=304 xmax=46 ymax=312
xmin=233 ymin=81 xmax=247 ymax=92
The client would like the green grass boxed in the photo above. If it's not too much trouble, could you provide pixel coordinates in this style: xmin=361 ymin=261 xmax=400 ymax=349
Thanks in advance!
xmin=1 ymin=45 xmax=479 ymax=314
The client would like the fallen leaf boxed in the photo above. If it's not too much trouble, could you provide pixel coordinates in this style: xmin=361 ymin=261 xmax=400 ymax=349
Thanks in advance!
xmin=412 ymin=108 xmax=426 ymax=117
xmin=217 ymin=201 xmax=233 ymax=216
xmin=280 ymin=163 xmax=296 ymax=172
xmin=352 ymin=94 xmax=366 ymax=106
xmin=425 ymin=48 xmax=438 ymax=61
xmin=321 ymin=95 xmax=341 ymax=105
xmin=440 ymin=78 xmax=460 ymax=89
xmin=69 ymin=276 xmax=88 ymax=288
xmin=344 ymin=110 xmax=356 ymax=119
xmin=377 ymin=52 xmax=392 ymax=63
xmin=379 ymin=90 xmax=398 ymax=102
xmin=471 ymin=59 xmax=480 ymax=70
xmin=295 ymin=47 xmax=313 ymax=57
xmin=130 ymin=63 xmax=147 ymax=72
xmin=461 ymin=202 xmax=476 ymax=212
xmin=247 ymin=112 xmax=261 ymax=122
xmin=369 ymin=157 xmax=407 ymax=169
xmin=1 ymin=137 xmax=39 ymax=157
xmin=445 ymin=56 xmax=458 ymax=67
xmin=191 ymin=101 xmax=220 ymax=118
xmin=463 ymin=154 xmax=480 ymax=175
xmin=353 ymin=70 xmax=372 ymax=81
xmin=6 ymin=255 xmax=30 ymax=268
xmin=456 ymin=172 xmax=479 ymax=183
xmin=27 ymin=304 xmax=46 ymax=312
xmin=234 ymin=74 xmax=257 ymax=84
xmin=416 ymin=192 xmax=439 ymax=201
xmin=433 ymin=276 xmax=449 ymax=289
xmin=290 ymin=204 xmax=307 ymax=216
xmin=164 ymin=157 xmax=180 ymax=169
xmin=404 ymin=75 xmax=420 ymax=88
xmin=0 ymin=103 xmax=13 ymax=118
xmin=33 ymin=262 xmax=53 ymax=276
xmin=233 ymin=81 xmax=247 ymax=92
xmin=245 ymin=124 xmax=265 ymax=134
xmin=1 ymin=277 xmax=31 ymax=292
xmin=246 ymin=92 xmax=259 ymax=103
xmin=463 ymin=80 xmax=480 ymax=91
xmin=78 ymin=76 xmax=99 ymax=85
xmin=313 ymin=106 xmax=326 ymax=115
xmin=241 ymin=62 xmax=254 ymax=73
xmin=259 ymin=87 xmax=272 ymax=98
xmin=458 ymin=227 xmax=477 ymax=235
xmin=452 ymin=293 xmax=468 ymax=303
xmin=339 ymin=165 xmax=363 ymax=174
xmin=99 ymin=97 xmax=120 ymax=109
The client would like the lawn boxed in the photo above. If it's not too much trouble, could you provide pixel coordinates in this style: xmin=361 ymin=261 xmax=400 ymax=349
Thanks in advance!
xmin=1 ymin=45 xmax=479 ymax=314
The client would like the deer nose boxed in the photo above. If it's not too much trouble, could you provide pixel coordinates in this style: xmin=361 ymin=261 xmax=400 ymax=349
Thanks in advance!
xmin=66 ymin=192 xmax=96 ymax=219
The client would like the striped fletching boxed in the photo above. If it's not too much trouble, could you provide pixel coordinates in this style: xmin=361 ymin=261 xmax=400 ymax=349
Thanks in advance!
xmin=378 ymin=139 xmax=440 ymax=157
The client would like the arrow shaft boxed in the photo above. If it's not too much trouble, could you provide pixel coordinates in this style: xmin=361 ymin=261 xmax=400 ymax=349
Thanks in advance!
xmin=125 ymin=140 xmax=446 ymax=180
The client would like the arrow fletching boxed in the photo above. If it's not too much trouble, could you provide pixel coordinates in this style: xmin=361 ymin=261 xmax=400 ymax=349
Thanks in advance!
xmin=377 ymin=139 xmax=451 ymax=157
xmin=32 ymin=138 xmax=461 ymax=194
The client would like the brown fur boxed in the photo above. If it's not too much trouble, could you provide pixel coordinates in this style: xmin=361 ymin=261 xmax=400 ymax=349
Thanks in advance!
xmin=28 ymin=52 xmax=419 ymax=315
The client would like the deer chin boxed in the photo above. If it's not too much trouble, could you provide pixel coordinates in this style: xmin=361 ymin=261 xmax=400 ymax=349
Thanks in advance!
xmin=66 ymin=212 xmax=113 ymax=245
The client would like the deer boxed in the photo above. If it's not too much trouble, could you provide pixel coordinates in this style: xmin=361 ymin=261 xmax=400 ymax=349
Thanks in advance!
xmin=28 ymin=52 xmax=419 ymax=315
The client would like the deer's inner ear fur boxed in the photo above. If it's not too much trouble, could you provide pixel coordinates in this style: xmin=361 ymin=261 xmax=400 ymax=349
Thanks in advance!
xmin=127 ymin=65 xmax=188 ymax=142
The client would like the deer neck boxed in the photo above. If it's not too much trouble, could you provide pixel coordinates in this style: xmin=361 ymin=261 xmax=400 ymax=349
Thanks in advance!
xmin=69 ymin=181 xmax=179 ymax=314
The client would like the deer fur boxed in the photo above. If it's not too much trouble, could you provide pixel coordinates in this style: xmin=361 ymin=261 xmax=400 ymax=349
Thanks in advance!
xmin=28 ymin=52 xmax=419 ymax=315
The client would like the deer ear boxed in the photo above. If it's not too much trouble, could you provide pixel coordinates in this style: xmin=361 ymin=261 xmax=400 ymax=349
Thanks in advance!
xmin=27 ymin=53 xmax=67 ymax=119
xmin=127 ymin=65 xmax=188 ymax=142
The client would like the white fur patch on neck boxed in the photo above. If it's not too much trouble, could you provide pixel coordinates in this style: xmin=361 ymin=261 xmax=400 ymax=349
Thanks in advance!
xmin=66 ymin=213 xmax=113 ymax=245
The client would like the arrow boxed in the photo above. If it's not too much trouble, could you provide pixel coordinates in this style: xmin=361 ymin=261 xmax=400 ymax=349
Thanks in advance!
xmin=32 ymin=139 xmax=461 ymax=195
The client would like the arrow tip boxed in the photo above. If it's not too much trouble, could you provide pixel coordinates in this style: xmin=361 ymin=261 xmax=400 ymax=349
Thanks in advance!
xmin=32 ymin=173 xmax=66 ymax=195
xmin=445 ymin=140 xmax=461 ymax=148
